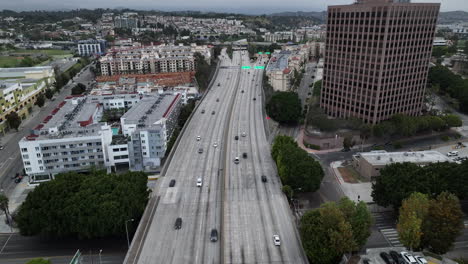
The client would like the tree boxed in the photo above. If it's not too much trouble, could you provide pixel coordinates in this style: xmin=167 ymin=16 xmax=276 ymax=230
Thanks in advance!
xmin=6 ymin=112 xmax=21 ymax=131
xmin=178 ymin=99 xmax=195 ymax=128
xmin=266 ymin=91 xmax=302 ymax=124
xmin=421 ymin=192 xmax=464 ymax=254
xmin=282 ymin=185 xmax=293 ymax=201
xmin=300 ymin=203 xmax=355 ymax=264
xmin=16 ymin=171 xmax=150 ymax=239
xmin=371 ymin=159 xmax=468 ymax=210
xmin=35 ymin=93 xmax=45 ymax=107
xmin=312 ymin=80 xmax=322 ymax=97
xmin=343 ymin=135 xmax=354 ymax=151
xmin=71 ymin=83 xmax=86 ymax=95
xmin=26 ymin=258 xmax=51 ymax=264
xmin=104 ymin=34 xmax=115 ymax=43
xmin=44 ymin=88 xmax=54 ymax=99
xmin=442 ymin=114 xmax=462 ymax=128
xmin=0 ymin=194 xmax=11 ymax=227
xmin=397 ymin=193 xmax=429 ymax=250
xmin=272 ymin=135 xmax=324 ymax=193
xmin=337 ymin=197 xmax=373 ymax=249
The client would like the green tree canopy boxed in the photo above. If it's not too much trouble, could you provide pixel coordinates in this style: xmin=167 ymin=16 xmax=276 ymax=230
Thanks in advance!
xmin=44 ymin=88 xmax=54 ymax=99
xmin=371 ymin=161 xmax=465 ymax=209
xmin=272 ymin=135 xmax=324 ymax=193
xmin=300 ymin=203 xmax=355 ymax=264
xmin=16 ymin=171 xmax=150 ymax=239
xmin=266 ymin=91 xmax=302 ymax=124
xmin=337 ymin=197 xmax=373 ymax=248
xmin=6 ymin=111 xmax=22 ymax=131
xmin=397 ymin=192 xmax=429 ymax=250
xmin=421 ymin=192 xmax=464 ymax=254
xmin=35 ymin=93 xmax=45 ymax=107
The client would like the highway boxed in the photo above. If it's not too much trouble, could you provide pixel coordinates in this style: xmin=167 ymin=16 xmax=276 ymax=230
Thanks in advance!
xmin=126 ymin=50 xmax=307 ymax=264
xmin=223 ymin=51 xmax=307 ymax=263
xmin=127 ymin=49 xmax=241 ymax=264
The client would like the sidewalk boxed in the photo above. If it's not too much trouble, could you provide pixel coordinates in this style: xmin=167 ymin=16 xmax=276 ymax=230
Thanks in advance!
xmin=330 ymin=161 xmax=373 ymax=203
xmin=0 ymin=176 xmax=36 ymax=233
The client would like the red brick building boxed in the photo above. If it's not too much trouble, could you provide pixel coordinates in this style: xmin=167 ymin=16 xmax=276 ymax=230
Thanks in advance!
xmin=320 ymin=0 xmax=440 ymax=124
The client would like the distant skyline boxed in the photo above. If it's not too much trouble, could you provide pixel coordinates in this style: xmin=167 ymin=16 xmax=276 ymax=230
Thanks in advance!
xmin=0 ymin=0 xmax=466 ymax=14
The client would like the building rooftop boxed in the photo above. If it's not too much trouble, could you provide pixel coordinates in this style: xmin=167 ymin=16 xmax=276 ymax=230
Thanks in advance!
xmin=121 ymin=93 xmax=180 ymax=129
xmin=266 ymin=51 xmax=291 ymax=72
xmin=26 ymin=96 xmax=104 ymax=141
xmin=354 ymin=150 xmax=452 ymax=166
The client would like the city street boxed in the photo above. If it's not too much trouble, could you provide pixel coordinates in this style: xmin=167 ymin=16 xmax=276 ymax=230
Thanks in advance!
xmin=296 ymin=61 xmax=317 ymax=108
xmin=0 ymin=234 xmax=126 ymax=264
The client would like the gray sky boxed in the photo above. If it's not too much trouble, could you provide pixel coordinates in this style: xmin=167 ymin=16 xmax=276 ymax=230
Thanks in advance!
xmin=0 ymin=0 xmax=466 ymax=14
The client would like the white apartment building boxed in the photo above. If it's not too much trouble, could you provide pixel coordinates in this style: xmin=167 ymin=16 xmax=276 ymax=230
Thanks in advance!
xmin=78 ymin=40 xmax=106 ymax=56
xmin=19 ymin=93 xmax=182 ymax=182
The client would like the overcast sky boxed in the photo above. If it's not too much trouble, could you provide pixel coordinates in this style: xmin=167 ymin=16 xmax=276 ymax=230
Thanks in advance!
xmin=1 ymin=0 xmax=466 ymax=14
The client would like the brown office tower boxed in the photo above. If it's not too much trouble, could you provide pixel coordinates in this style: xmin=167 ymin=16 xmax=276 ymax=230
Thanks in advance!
xmin=320 ymin=0 xmax=440 ymax=124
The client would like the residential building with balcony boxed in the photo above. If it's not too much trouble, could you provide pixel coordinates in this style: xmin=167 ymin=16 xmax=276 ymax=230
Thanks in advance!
xmin=0 ymin=66 xmax=55 ymax=134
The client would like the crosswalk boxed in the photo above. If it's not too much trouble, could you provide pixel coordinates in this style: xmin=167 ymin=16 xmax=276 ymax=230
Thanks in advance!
xmin=373 ymin=212 xmax=403 ymax=247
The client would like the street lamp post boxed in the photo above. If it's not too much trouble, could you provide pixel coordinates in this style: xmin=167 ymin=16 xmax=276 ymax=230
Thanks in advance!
xmin=125 ymin=219 xmax=134 ymax=248
xmin=99 ymin=249 xmax=102 ymax=264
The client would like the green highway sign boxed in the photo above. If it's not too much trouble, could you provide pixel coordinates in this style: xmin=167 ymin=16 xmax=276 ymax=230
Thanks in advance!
xmin=254 ymin=66 xmax=265 ymax=69
xmin=241 ymin=66 xmax=251 ymax=69
xmin=258 ymin=52 xmax=263 ymax=54
xmin=265 ymin=52 xmax=271 ymax=55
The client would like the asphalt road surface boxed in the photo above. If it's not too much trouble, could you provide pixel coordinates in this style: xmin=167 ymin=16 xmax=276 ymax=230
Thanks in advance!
xmin=223 ymin=52 xmax=307 ymax=263
xmin=125 ymin=50 xmax=307 ymax=264
xmin=0 ymin=234 xmax=125 ymax=264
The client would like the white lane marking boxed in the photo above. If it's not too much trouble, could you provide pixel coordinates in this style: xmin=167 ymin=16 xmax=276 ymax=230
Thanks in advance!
xmin=0 ymin=234 xmax=13 ymax=254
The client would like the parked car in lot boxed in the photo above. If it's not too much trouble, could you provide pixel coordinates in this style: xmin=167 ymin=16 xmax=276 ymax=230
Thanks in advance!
xmin=401 ymin=252 xmax=418 ymax=264
xmin=447 ymin=151 xmax=459 ymax=157
xmin=212 ymin=111 xmax=215 ymax=115
xmin=414 ymin=256 xmax=428 ymax=264
xmin=241 ymin=132 xmax=246 ymax=137
xmin=380 ymin=252 xmax=396 ymax=264
xmin=389 ymin=251 xmax=405 ymax=264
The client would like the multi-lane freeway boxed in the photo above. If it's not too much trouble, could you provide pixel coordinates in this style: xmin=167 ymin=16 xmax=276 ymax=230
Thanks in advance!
xmin=125 ymin=50 xmax=307 ymax=264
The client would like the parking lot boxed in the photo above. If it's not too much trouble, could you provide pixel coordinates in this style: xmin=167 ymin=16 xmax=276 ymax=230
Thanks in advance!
xmin=360 ymin=247 xmax=457 ymax=264
xmin=433 ymin=141 xmax=468 ymax=163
